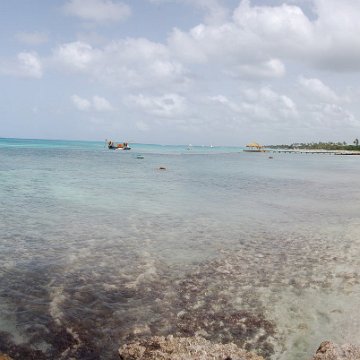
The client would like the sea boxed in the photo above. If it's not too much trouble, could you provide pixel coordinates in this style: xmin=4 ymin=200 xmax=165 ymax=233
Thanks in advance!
xmin=1 ymin=138 xmax=360 ymax=360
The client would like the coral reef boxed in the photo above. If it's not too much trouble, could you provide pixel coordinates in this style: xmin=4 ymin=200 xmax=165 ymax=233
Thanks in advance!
xmin=119 ymin=335 xmax=264 ymax=360
xmin=120 ymin=338 xmax=360 ymax=360
xmin=0 ymin=354 xmax=13 ymax=360
xmin=311 ymin=341 xmax=360 ymax=360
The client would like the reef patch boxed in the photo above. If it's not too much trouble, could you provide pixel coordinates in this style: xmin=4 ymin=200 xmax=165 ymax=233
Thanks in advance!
xmin=119 ymin=335 xmax=265 ymax=360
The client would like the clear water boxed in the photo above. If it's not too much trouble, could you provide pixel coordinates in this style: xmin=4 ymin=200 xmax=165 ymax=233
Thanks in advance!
xmin=1 ymin=138 xmax=360 ymax=359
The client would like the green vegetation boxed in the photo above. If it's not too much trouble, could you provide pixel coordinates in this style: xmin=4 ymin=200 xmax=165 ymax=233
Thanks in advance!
xmin=267 ymin=140 xmax=360 ymax=151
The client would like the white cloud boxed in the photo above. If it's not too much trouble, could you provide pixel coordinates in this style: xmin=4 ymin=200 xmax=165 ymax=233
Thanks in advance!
xmin=298 ymin=76 xmax=341 ymax=102
xmin=15 ymin=31 xmax=48 ymax=45
xmin=209 ymin=95 xmax=241 ymax=113
xmin=227 ymin=58 xmax=285 ymax=79
xmin=53 ymin=41 xmax=97 ymax=71
xmin=307 ymin=103 xmax=359 ymax=128
xmin=0 ymin=52 xmax=43 ymax=78
xmin=71 ymin=95 xmax=91 ymax=111
xmin=93 ymin=95 xmax=114 ymax=111
xmin=99 ymin=38 xmax=188 ymax=89
xmin=169 ymin=22 xmax=253 ymax=64
xmin=125 ymin=93 xmax=186 ymax=117
xmin=233 ymin=0 xmax=314 ymax=51
xmin=209 ymin=87 xmax=298 ymax=124
xmin=17 ymin=52 xmax=43 ymax=78
xmin=167 ymin=0 xmax=360 ymax=76
xmin=64 ymin=0 xmax=131 ymax=23
xmin=52 ymin=39 xmax=188 ymax=90
xmin=233 ymin=0 xmax=360 ymax=71
xmin=168 ymin=16 xmax=288 ymax=79
xmin=311 ymin=0 xmax=360 ymax=71
xmin=167 ymin=0 xmax=314 ymax=77
xmin=167 ymin=28 xmax=207 ymax=63
xmin=51 ymin=0 xmax=360 ymax=101
xmin=71 ymin=94 xmax=113 ymax=111
xmin=251 ymin=87 xmax=298 ymax=120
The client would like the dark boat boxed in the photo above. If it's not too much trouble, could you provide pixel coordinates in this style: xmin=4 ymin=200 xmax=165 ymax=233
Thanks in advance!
xmin=107 ymin=140 xmax=131 ymax=150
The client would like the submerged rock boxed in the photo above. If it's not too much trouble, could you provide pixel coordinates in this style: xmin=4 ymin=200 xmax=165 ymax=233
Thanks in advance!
xmin=119 ymin=335 xmax=264 ymax=360
xmin=310 ymin=341 xmax=360 ymax=360
xmin=0 ymin=355 xmax=13 ymax=360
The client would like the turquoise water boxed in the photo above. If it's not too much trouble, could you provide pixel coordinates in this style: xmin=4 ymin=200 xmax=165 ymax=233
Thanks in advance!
xmin=0 ymin=138 xmax=244 ymax=154
xmin=1 ymin=138 xmax=360 ymax=359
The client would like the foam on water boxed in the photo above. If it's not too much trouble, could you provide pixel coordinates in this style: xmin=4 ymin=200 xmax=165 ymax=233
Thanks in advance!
xmin=1 ymin=138 xmax=360 ymax=359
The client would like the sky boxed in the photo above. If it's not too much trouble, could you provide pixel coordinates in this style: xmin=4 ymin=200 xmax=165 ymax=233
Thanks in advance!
xmin=1 ymin=0 xmax=360 ymax=145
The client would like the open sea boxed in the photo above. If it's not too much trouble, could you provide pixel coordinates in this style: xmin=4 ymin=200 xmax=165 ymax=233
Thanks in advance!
xmin=1 ymin=138 xmax=360 ymax=359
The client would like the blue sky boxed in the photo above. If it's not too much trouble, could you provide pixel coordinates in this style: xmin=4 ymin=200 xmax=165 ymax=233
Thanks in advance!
xmin=1 ymin=0 xmax=360 ymax=145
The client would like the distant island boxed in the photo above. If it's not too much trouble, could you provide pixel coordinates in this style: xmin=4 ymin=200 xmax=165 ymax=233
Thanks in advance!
xmin=266 ymin=139 xmax=360 ymax=151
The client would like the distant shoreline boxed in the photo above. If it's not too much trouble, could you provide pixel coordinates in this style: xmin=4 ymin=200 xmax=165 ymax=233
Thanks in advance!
xmin=264 ymin=148 xmax=360 ymax=155
xmin=267 ymin=142 xmax=360 ymax=152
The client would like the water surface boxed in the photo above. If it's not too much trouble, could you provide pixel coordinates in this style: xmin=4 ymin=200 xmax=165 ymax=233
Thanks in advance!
xmin=1 ymin=138 xmax=360 ymax=359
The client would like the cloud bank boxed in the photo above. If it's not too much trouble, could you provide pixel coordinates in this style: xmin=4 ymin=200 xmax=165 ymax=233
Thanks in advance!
xmin=3 ymin=0 xmax=360 ymax=143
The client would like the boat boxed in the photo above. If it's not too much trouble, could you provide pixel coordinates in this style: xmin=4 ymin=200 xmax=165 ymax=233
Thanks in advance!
xmin=243 ymin=142 xmax=266 ymax=152
xmin=106 ymin=140 xmax=131 ymax=150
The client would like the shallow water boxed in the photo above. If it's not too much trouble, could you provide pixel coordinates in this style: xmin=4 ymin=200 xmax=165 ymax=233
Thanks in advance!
xmin=1 ymin=138 xmax=360 ymax=359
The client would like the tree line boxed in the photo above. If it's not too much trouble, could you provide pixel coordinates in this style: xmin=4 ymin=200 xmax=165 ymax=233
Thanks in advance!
xmin=267 ymin=139 xmax=360 ymax=151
